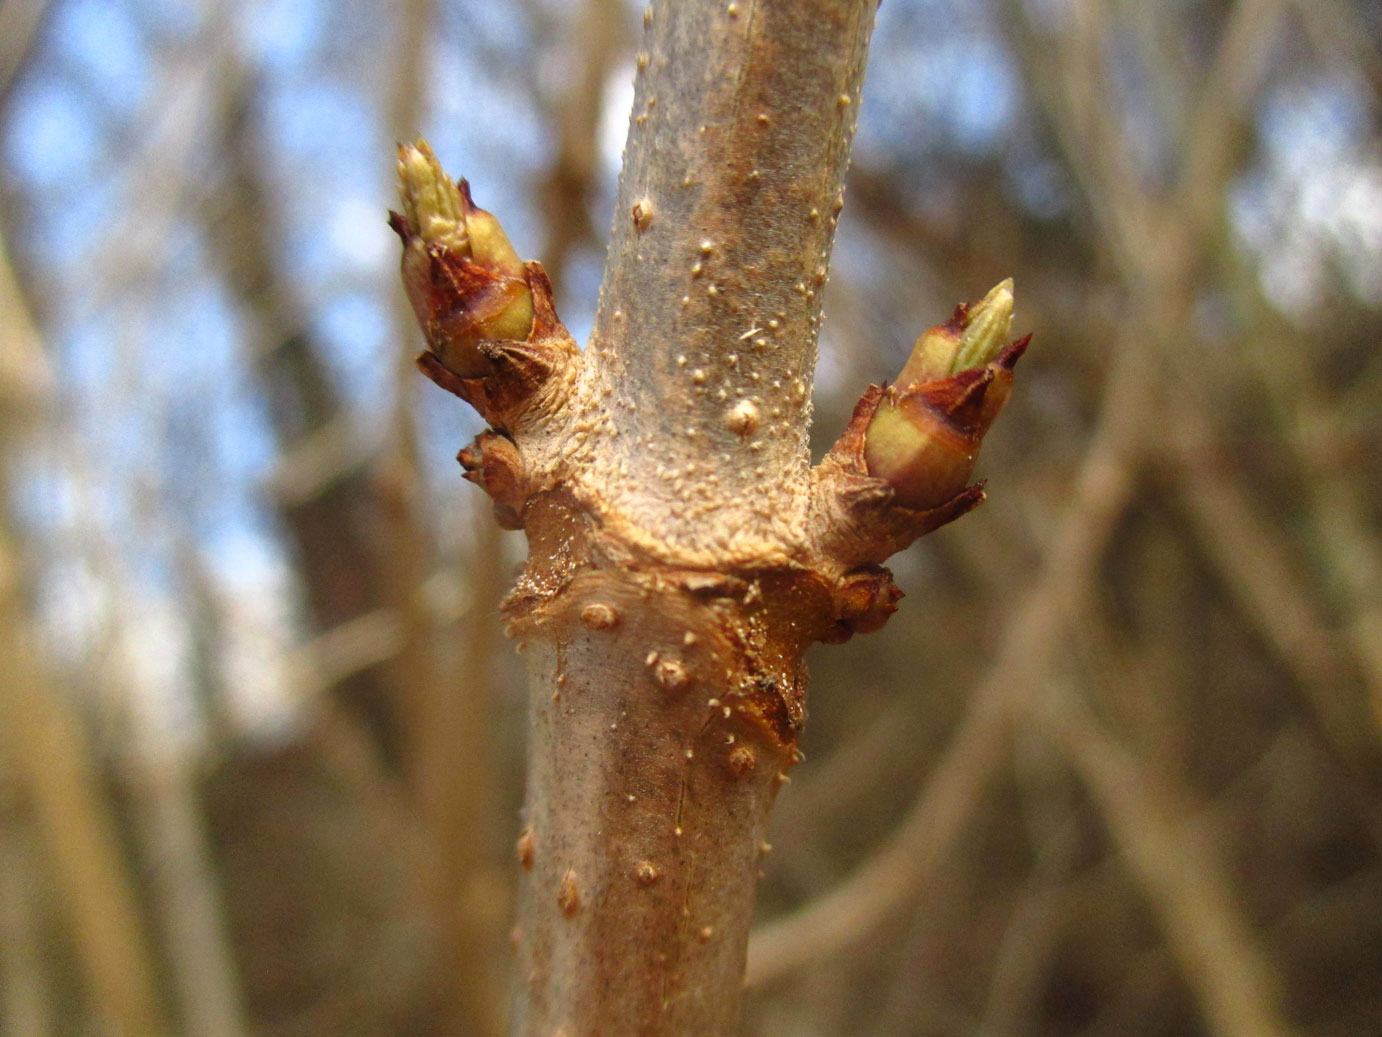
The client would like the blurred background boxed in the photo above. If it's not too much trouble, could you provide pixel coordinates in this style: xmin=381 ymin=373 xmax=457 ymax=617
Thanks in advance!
xmin=1 ymin=0 xmax=1380 ymax=1033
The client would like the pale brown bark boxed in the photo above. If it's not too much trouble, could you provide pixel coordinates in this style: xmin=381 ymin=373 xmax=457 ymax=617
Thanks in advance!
xmin=587 ymin=0 xmax=874 ymax=558
xmin=513 ymin=572 xmax=788 ymax=1034
xmin=500 ymin=1 xmax=880 ymax=1031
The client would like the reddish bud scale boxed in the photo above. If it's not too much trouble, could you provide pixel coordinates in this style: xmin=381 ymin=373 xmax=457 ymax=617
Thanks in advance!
xmin=864 ymin=333 xmax=1027 ymax=512
xmin=391 ymin=140 xmax=535 ymax=378
xmin=391 ymin=213 xmax=534 ymax=378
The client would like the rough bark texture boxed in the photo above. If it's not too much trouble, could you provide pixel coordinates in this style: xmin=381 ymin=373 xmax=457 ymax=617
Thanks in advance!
xmin=506 ymin=3 xmax=879 ymax=1022
xmin=585 ymin=0 xmax=873 ymax=561
xmin=395 ymin=0 xmax=1018 ymax=1031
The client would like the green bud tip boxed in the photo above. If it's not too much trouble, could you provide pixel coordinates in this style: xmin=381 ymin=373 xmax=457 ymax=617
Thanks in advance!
xmin=897 ymin=278 xmax=1015 ymax=387
xmin=864 ymin=278 xmax=1025 ymax=511
xmin=391 ymin=138 xmax=536 ymax=376
xmin=952 ymin=278 xmax=1013 ymax=373
xmin=396 ymin=140 xmax=468 ymax=252
xmin=395 ymin=139 xmax=527 ymax=283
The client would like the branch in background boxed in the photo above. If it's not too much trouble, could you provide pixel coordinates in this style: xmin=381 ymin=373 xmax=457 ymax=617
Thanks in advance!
xmin=0 ymin=532 xmax=167 ymax=1037
xmin=208 ymin=70 xmax=407 ymax=766
xmin=1176 ymin=0 xmax=1288 ymax=243
xmin=126 ymin=753 xmax=249 ymax=1037
xmin=7 ymin=209 xmax=254 ymax=1035
xmin=975 ymin=798 xmax=1083 ymax=1035
xmin=750 ymin=2 xmax=1310 ymax=1018
xmin=1034 ymin=678 xmax=1290 ymax=1037
xmin=0 ymin=786 xmax=54 ymax=1037
xmin=1289 ymin=0 xmax=1382 ymax=94
xmin=537 ymin=0 xmax=627 ymax=286
xmin=0 ymin=0 xmax=52 ymax=110
xmin=1165 ymin=416 xmax=1372 ymax=758
xmin=0 ymin=225 xmax=168 ymax=1035
xmin=384 ymin=4 xmax=513 ymax=1031
xmin=1213 ymin=243 xmax=1382 ymax=735
xmin=198 ymin=59 xmax=450 ymax=1032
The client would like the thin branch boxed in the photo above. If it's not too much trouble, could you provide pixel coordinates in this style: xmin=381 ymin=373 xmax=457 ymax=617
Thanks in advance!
xmin=385 ymin=4 xmax=514 ymax=1029
xmin=1220 ymin=279 xmax=1382 ymax=737
xmin=1034 ymin=681 xmax=1290 ymax=1037
xmin=0 ymin=777 xmax=55 ymax=1037
xmin=0 ymin=549 xmax=168 ymax=1037
xmin=1175 ymin=0 xmax=1288 ymax=247
xmin=125 ymin=751 xmax=248 ymax=1037
xmin=0 ymin=224 xmax=168 ymax=1036
xmin=1164 ymin=414 xmax=1372 ymax=758
xmin=1006 ymin=0 xmax=1155 ymax=280
xmin=0 ymin=0 xmax=52 ymax=109
xmin=1288 ymin=0 xmax=1382 ymax=92
xmin=537 ymin=0 xmax=627 ymax=285
xmin=976 ymin=818 xmax=1081 ymax=1035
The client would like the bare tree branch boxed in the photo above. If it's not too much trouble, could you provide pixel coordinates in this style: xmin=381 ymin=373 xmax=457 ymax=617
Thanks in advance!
xmin=1035 ymin=677 xmax=1290 ymax=1037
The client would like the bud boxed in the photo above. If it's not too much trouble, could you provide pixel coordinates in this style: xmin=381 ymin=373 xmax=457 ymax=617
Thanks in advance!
xmin=391 ymin=139 xmax=534 ymax=377
xmin=864 ymin=280 xmax=1027 ymax=511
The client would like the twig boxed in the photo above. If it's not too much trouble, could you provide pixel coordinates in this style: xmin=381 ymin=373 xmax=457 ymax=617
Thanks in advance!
xmin=1287 ymin=0 xmax=1382 ymax=95
xmin=1033 ymin=681 xmax=1291 ymax=1037
xmin=126 ymin=751 xmax=249 ymax=1037
xmin=0 ymin=223 xmax=168 ymax=1036
xmin=1164 ymin=414 xmax=1371 ymax=758
xmin=382 ymin=6 xmax=515 ymax=1029
xmin=0 ymin=0 xmax=51 ymax=108
xmin=0 ymin=777 xmax=54 ymax=1037
xmin=537 ymin=0 xmax=628 ymax=286
xmin=976 ymin=819 xmax=1080 ymax=1036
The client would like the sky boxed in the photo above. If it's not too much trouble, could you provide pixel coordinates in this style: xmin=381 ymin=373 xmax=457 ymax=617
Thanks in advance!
xmin=3 ymin=0 xmax=1377 ymax=739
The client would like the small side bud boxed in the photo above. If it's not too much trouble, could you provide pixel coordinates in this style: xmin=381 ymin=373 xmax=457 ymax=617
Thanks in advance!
xmin=865 ymin=280 xmax=1027 ymax=511
xmin=391 ymin=139 xmax=534 ymax=377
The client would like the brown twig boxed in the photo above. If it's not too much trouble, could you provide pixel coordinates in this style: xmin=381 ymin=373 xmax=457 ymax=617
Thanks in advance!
xmin=0 ymin=225 xmax=169 ymax=1036
xmin=1164 ymin=415 xmax=1370 ymax=758
xmin=1033 ymin=680 xmax=1291 ymax=1037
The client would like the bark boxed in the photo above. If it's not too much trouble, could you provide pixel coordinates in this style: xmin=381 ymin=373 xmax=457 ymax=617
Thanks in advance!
xmin=395 ymin=0 xmax=1020 ymax=1030
xmin=586 ymin=0 xmax=871 ymax=555
xmin=0 ymin=227 xmax=167 ymax=1035
xmin=511 ymin=4 xmax=879 ymax=1027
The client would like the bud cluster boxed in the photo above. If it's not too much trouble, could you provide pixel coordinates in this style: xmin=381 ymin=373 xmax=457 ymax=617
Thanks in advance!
xmin=390 ymin=139 xmax=534 ymax=378
xmin=863 ymin=280 xmax=1028 ymax=511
